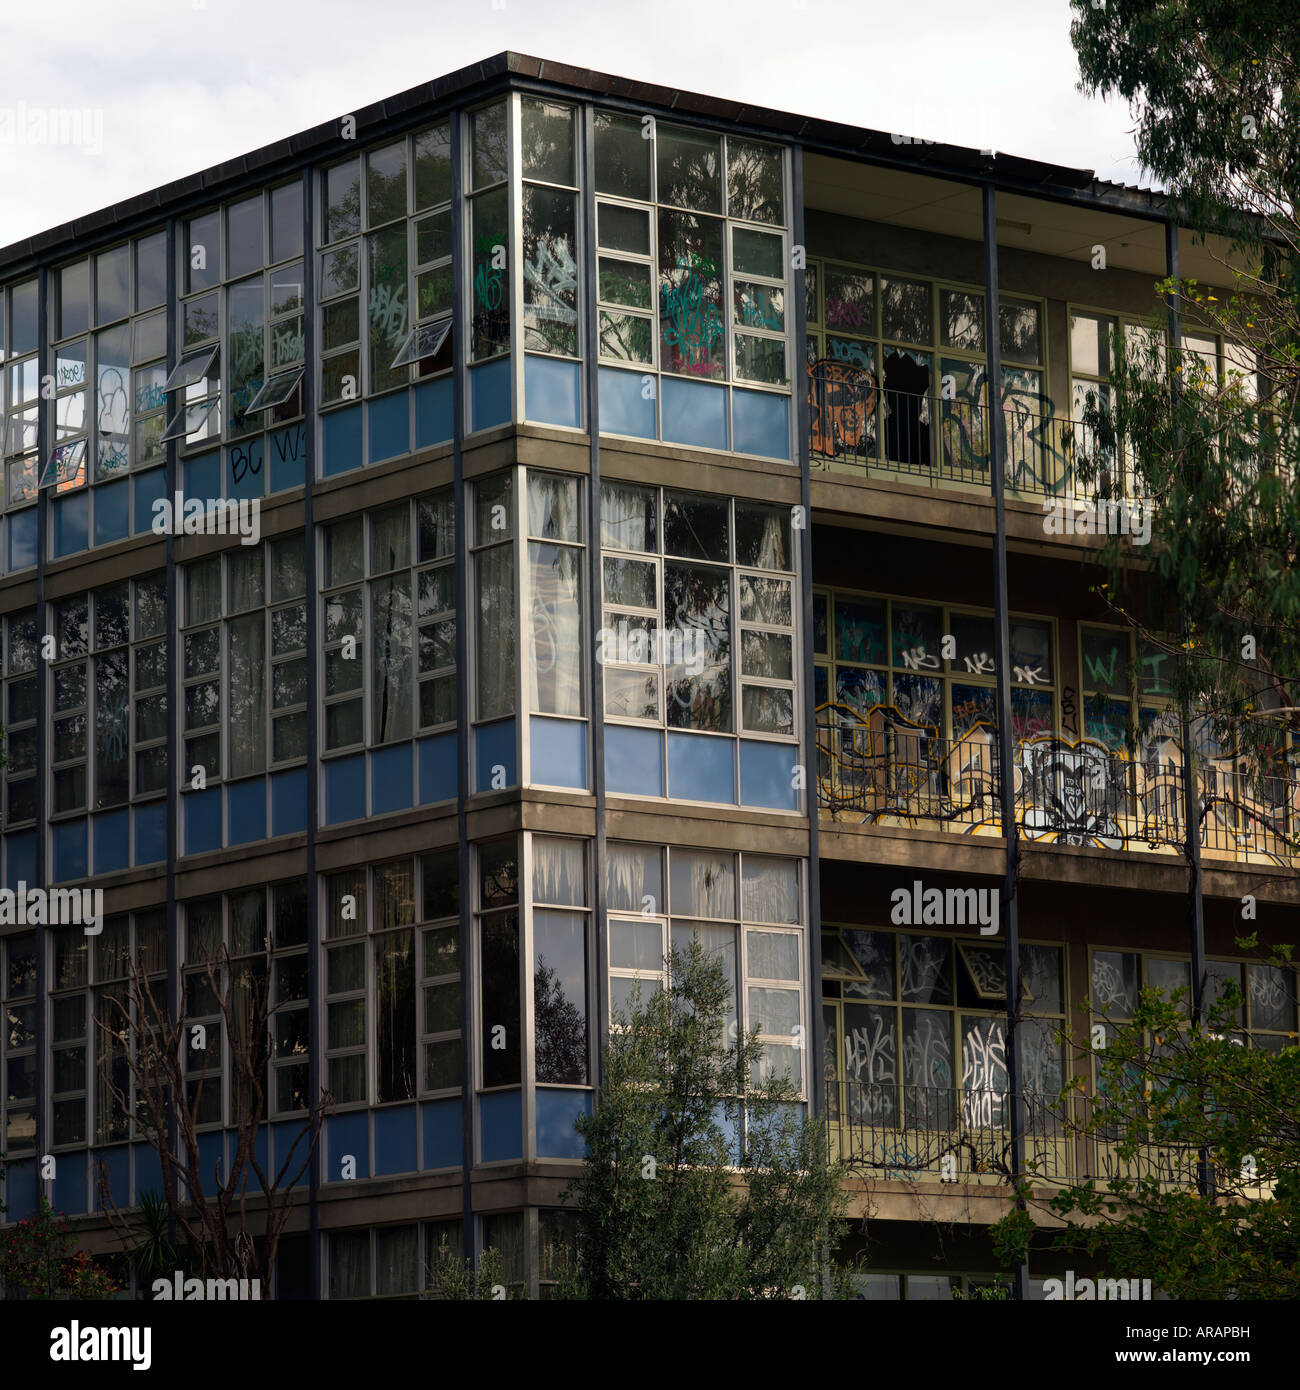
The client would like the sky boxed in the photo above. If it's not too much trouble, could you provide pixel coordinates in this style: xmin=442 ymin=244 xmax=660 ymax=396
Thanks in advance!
xmin=0 ymin=0 xmax=1145 ymax=250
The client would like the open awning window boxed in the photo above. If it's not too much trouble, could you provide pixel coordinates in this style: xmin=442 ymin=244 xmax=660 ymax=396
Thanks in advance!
xmin=38 ymin=438 xmax=86 ymax=489
xmin=159 ymin=400 xmax=218 ymax=443
xmin=161 ymin=344 xmax=219 ymax=394
xmin=241 ymin=366 xmax=304 ymax=414
xmin=390 ymin=315 xmax=451 ymax=370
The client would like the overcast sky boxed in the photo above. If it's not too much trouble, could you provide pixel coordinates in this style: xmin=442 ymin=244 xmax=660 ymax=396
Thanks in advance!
xmin=0 ymin=0 xmax=1144 ymax=249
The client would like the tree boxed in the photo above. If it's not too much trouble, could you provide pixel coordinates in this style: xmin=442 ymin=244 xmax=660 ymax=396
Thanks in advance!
xmin=93 ymin=936 xmax=328 ymax=1295
xmin=1067 ymin=0 xmax=1300 ymax=801
xmin=0 ymin=1190 xmax=120 ymax=1300
xmin=563 ymin=939 xmax=851 ymax=1300
xmin=992 ymin=948 xmax=1300 ymax=1298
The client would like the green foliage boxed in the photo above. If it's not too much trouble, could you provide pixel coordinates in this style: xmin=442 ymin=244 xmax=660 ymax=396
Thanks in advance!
xmin=0 ymin=1196 xmax=121 ymax=1300
xmin=424 ymin=1240 xmax=522 ymax=1301
xmin=1067 ymin=0 xmax=1300 ymax=793
xmin=125 ymin=1191 xmax=181 ymax=1284
xmin=992 ymin=969 xmax=1300 ymax=1298
xmin=563 ymin=940 xmax=850 ymax=1299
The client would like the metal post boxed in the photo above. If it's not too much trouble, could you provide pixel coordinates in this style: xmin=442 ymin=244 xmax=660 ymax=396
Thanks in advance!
xmin=983 ymin=183 xmax=1029 ymax=1300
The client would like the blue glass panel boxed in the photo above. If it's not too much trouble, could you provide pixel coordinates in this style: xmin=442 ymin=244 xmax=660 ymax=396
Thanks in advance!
xmin=270 ymin=1121 xmax=301 ymax=1175
xmin=92 ymin=809 xmax=130 ymax=874
xmin=52 ymin=490 xmax=90 ymax=557
xmin=422 ymin=1098 xmax=462 ymax=1170
xmin=371 ymin=742 xmax=414 ymax=815
xmin=198 ymin=1131 xmax=226 ymax=1185
xmin=667 ymin=731 xmax=735 ymax=804
xmin=713 ymin=1100 xmax=742 ymax=1164
xmin=52 ymin=818 xmax=89 ymax=881
xmin=134 ymin=802 xmax=166 ymax=865
xmin=132 ymin=467 xmax=165 ymax=535
xmin=529 ymin=716 xmax=587 ymax=789
xmin=323 ymin=755 xmax=366 ymax=826
xmin=536 ymin=1088 xmax=591 ymax=1159
xmin=184 ymin=449 xmax=220 ymax=502
xmin=605 ymin=724 xmax=663 ymax=797
xmin=95 ymin=1145 xmax=131 ymax=1212
xmin=661 ymin=377 xmax=727 ymax=451
xmin=368 ymin=391 xmax=409 ymax=463
xmin=271 ymin=767 xmax=308 ymax=837
xmin=479 ymin=1090 xmax=521 ymax=1162
xmin=321 ymin=405 xmax=363 ymax=477
xmin=53 ymin=1148 xmax=88 ymax=1216
xmin=470 ymin=358 xmax=511 ymax=433
xmin=252 ymin=1123 xmax=269 ymax=1177
xmin=374 ymin=1105 xmax=418 ymax=1175
xmin=9 ymin=507 xmax=37 ymax=569
xmin=268 ymin=423 xmax=307 ymax=493
xmin=327 ymin=1111 xmax=370 ymax=1181
xmin=226 ymin=778 xmax=267 ymax=845
xmin=93 ymin=479 xmax=130 ymax=546
xmin=414 ymin=377 xmax=454 ymax=448
xmin=739 ymin=739 xmax=800 ymax=810
xmin=183 ymin=788 xmax=223 ymax=856
xmin=134 ymin=1144 xmax=163 ymax=1203
xmin=4 ymin=1158 xmax=37 ymax=1220
xmin=418 ymin=732 xmax=457 ymax=804
xmin=475 ymin=719 xmax=516 ymax=792
xmin=598 ymin=366 xmax=655 ymax=438
xmin=5 ymin=829 xmax=36 ymax=891
xmin=525 ymin=354 xmax=581 ymax=428
xmin=732 ymin=387 xmax=790 ymax=460
xmin=227 ymin=436 xmax=265 ymax=501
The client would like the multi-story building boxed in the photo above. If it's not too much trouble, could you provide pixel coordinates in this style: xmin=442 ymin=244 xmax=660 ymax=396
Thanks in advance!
xmin=1 ymin=53 xmax=1294 ymax=1301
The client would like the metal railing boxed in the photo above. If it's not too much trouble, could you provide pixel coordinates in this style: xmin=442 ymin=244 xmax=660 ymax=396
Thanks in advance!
xmin=826 ymin=1081 xmax=1208 ymax=1190
xmin=816 ymin=708 xmax=1300 ymax=865
xmin=807 ymin=368 xmax=1131 ymax=500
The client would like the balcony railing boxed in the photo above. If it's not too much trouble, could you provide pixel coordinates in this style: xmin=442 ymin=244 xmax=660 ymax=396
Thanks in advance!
xmin=827 ymin=1081 xmax=1224 ymax=1192
xmin=817 ymin=704 xmax=1300 ymax=865
xmin=807 ymin=368 xmax=1131 ymax=500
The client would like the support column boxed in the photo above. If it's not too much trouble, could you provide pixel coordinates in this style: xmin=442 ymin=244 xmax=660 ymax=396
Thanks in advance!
xmin=982 ymin=183 xmax=1029 ymax=1301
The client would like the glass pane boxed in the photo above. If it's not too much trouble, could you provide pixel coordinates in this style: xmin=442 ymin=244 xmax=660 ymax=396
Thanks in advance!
xmin=939 ymin=288 xmax=984 ymax=352
xmin=741 ymin=856 xmax=799 ymax=923
xmin=658 ymin=210 xmax=724 ymax=378
xmin=521 ymin=99 xmax=575 ymax=185
xmin=663 ymin=563 xmax=730 ymax=732
xmin=881 ymin=276 xmax=931 ymax=344
xmin=534 ymin=909 xmax=588 ymax=1084
xmin=594 ymin=111 xmax=651 ymax=200
xmin=227 ymin=195 xmax=264 ymax=279
xmin=471 ymin=187 xmax=510 ymax=360
xmin=899 ymin=935 xmax=952 ymax=1004
xmin=529 ymin=543 xmax=583 ymax=716
xmin=471 ymin=102 xmax=509 ymax=189
xmin=657 ymin=125 xmax=721 ymax=212
xmin=367 ymin=141 xmax=408 ymax=227
xmin=663 ymin=490 xmax=728 ymax=562
xmin=670 ymin=850 xmax=735 ymax=919
xmin=747 ymin=928 xmax=800 ymax=981
xmin=532 ymin=838 xmax=585 ymax=906
xmin=414 ymin=124 xmax=452 ymax=210
xmin=480 ymin=914 xmax=520 ymax=1087
xmin=727 ymin=138 xmax=783 ymax=224
xmin=1091 ymin=951 xmax=1139 ymax=1017
xmin=606 ymin=843 xmax=663 ymax=915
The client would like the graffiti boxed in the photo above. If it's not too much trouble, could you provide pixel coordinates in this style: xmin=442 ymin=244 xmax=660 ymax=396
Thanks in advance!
xmin=229 ymin=440 xmax=263 ymax=486
xmin=474 ymin=259 xmax=504 ymax=312
xmin=1248 ymin=967 xmax=1287 ymax=1018
xmin=898 ymin=645 xmax=939 ymax=671
xmin=272 ymin=323 xmax=304 ymax=368
xmin=270 ymin=425 xmax=304 ymax=467
xmin=661 ymin=261 xmax=722 ymax=371
xmin=98 ymin=442 xmax=129 ymax=476
xmin=808 ymin=359 xmax=876 ymax=459
xmin=1090 ymin=958 xmax=1132 ymax=1013
xmin=827 ymin=335 xmax=872 ymax=369
xmin=939 ymin=368 xmax=1071 ymax=492
xmin=135 ymin=381 xmax=167 ymax=414
xmin=962 ymin=651 xmax=996 ymax=675
xmin=899 ymin=938 xmax=948 ymax=1006
xmin=523 ymin=234 xmax=578 ymax=324
xmin=1061 ymin=685 xmax=1079 ymax=737
xmin=960 ymin=1021 xmax=1007 ymax=1128
xmin=825 ymin=295 xmax=869 ymax=330
xmin=1082 ymin=644 xmax=1121 ymax=689
xmin=1018 ymin=739 xmax=1125 ymax=846
xmin=961 ymin=946 xmax=1005 ymax=998
xmin=902 ymin=1012 xmax=951 ymax=1088
xmin=844 ymin=1011 xmax=897 ymax=1122
xmin=369 ymin=282 xmax=407 ymax=342
xmin=737 ymin=285 xmax=782 ymax=331
xmin=57 ymin=362 xmax=85 ymax=389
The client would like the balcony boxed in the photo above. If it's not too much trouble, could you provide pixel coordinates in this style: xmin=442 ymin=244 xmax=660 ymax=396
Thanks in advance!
xmin=826 ymin=1081 xmax=1270 ymax=1196
xmin=816 ymin=705 xmax=1300 ymax=866
xmin=807 ymin=370 xmax=1129 ymax=501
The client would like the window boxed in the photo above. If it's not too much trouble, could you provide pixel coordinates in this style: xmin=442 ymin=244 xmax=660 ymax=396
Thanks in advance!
xmin=822 ymin=928 xmax=1065 ymax=1128
xmin=593 ymin=113 xmax=791 ymax=455
xmin=527 ymin=470 xmax=584 ymax=720
xmin=2 ymin=931 xmax=37 ymax=1153
xmin=521 ymin=99 xmax=579 ymax=359
xmin=182 ymin=537 xmax=306 ymax=786
xmin=607 ymin=843 xmax=808 ymax=1096
xmin=323 ymin=854 xmax=460 ymax=1108
xmin=477 ymin=838 xmax=520 ymax=1091
xmin=807 ymin=259 xmax=1045 ymax=480
xmin=468 ymin=102 xmax=510 ymax=364
xmin=472 ymin=473 xmax=516 ymax=726
xmin=170 ymin=185 xmax=304 ymax=445
xmin=3 ymin=609 xmax=38 ymax=825
xmin=532 ymin=837 xmax=589 ymax=1085
xmin=2 ymin=278 xmax=40 ymax=564
xmin=320 ymin=488 xmax=456 ymax=754
xmin=92 ymin=911 xmax=167 ymax=1143
xmin=50 ymin=575 xmax=167 ymax=816
xmin=1078 ymin=624 xmax=1179 ymax=753
xmin=813 ymin=587 xmax=1055 ymax=740
xmin=328 ymin=1220 xmax=462 ymax=1299
xmin=599 ymin=481 xmax=798 ymax=799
